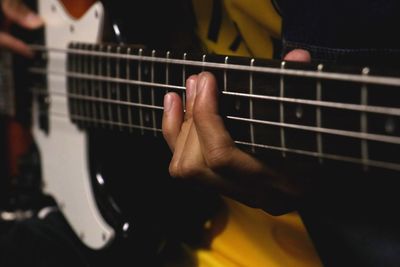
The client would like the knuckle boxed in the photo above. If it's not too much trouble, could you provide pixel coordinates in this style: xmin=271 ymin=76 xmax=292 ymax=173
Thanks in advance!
xmin=205 ymin=145 xmax=233 ymax=171
xmin=169 ymin=158 xmax=203 ymax=179
xmin=179 ymin=159 xmax=203 ymax=178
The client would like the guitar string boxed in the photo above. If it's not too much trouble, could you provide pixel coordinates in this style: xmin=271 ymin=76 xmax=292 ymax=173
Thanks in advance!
xmin=234 ymin=141 xmax=400 ymax=171
xmin=29 ymin=45 xmax=400 ymax=87
xmin=40 ymin=111 xmax=400 ymax=172
xmin=28 ymin=67 xmax=400 ymax=116
xmin=30 ymin=88 xmax=400 ymax=145
xmin=27 ymin=45 xmax=400 ymax=171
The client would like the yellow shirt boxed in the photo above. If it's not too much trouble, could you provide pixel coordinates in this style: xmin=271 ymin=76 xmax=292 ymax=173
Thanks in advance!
xmin=191 ymin=1 xmax=322 ymax=266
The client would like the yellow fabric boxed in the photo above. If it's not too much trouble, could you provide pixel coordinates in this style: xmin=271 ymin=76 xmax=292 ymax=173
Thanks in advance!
xmin=191 ymin=1 xmax=322 ymax=266
xmin=197 ymin=198 xmax=321 ymax=267
xmin=192 ymin=0 xmax=281 ymax=58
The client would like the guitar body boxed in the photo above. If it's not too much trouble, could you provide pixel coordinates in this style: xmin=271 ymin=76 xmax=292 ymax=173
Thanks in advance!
xmin=34 ymin=0 xmax=113 ymax=249
xmin=33 ymin=0 xmax=216 ymax=253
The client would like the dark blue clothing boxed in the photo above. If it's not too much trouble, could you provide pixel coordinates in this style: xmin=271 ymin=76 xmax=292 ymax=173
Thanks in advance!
xmin=275 ymin=0 xmax=400 ymax=65
xmin=274 ymin=1 xmax=400 ymax=266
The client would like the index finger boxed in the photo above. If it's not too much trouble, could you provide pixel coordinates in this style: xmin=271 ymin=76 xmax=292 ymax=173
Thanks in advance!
xmin=0 ymin=32 xmax=33 ymax=57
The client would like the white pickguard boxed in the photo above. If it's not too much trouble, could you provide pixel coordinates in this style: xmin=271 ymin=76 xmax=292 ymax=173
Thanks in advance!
xmin=35 ymin=0 xmax=114 ymax=249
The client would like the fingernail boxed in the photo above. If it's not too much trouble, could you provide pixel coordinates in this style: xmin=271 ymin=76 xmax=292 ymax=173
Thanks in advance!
xmin=164 ymin=93 xmax=173 ymax=112
xmin=25 ymin=13 xmax=44 ymax=28
xmin=186 ymin=77 xmax=196 ymax=100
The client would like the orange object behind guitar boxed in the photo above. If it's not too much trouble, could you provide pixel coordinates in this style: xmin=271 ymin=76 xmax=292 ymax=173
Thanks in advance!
xmin=60 ymin=0 xmax=96 ymax=19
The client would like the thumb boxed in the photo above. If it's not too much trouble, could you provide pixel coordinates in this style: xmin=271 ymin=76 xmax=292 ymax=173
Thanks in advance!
xmin=284 ymin=49 xmax=311 ymax=62
xmin=2 ymin=0 xmax=43 ymax=29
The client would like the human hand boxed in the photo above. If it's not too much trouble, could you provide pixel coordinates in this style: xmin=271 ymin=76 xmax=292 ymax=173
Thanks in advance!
xmin=162 ymin=49 xmax=310 ymax=215
xmin=0 ymin=0 xmax=43 ymax=57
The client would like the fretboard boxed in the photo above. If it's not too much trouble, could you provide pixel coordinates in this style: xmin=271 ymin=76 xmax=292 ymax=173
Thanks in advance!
xmin=0 ymin=50 xmax=15 ymax=117
xmin=29 ymin=43 xmax=400 ymax=174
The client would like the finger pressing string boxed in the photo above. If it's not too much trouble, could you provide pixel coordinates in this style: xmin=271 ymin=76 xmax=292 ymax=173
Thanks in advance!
xmin=193 ymin=72 xmax=235 ymax=166
xmin=184 ymin=75 xmax=198 ymax=121
xmin=162 ymin=92 xmax=183 ymax=151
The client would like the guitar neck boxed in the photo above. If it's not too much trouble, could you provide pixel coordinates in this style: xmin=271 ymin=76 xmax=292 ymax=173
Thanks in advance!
xmin=29 ymin=42 xmax=400 ymax=173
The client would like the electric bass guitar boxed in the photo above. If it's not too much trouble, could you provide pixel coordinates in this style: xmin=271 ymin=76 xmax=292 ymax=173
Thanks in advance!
xmin=2 ymin=0 xmax=400 ymax=254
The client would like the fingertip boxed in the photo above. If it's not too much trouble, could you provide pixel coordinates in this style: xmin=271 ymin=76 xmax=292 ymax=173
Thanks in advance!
xmin=164 ymin=92 xmax=174 ymax=113
xmin=197 ymin=72 xmax=207 ymax=89
xmin=197 ymin=72 xmax=218 ymax=98
xmin=194 ymin=72 xmax=219 ymax=114
xmin=186 ymin=74 xmax=198 ymax=85
xmin=163 ymin=92 xmax=182 ymax=116
xmin=186 ymin=75 xmax=198 ymax=104
xmin=198 ymin=71 xmax=216 ymax=85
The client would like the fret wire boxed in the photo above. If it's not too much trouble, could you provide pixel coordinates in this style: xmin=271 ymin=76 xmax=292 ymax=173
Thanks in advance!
xmin=182 ymin=53 xmax=187 ymax=111
xmin=83 ymin=44 xmax=91 ymax=125
xmin=166 ymin=51 xmax=170 ymax=92
xmin=90 ymin=45 xmax=98 ymax=126
xmin=77 ymin=44 xmax=84 ymax=119
xmin=41 ymin=109 xmax=400 ymax=172
xmin=316 ymin=64 xmax=324 ymax=163
xmin=151 ymin=50 xmax=157 ymax=136
xmin=29 ymin=67 xmax=400 ymax=116
xmin=107 ymin=45 xmax=113 ymax=128
xmin=138 ymin=48 xmax=145 ymax=135
xmin=30 ymin=45 xmax=400 ymax=87
xmin=71 ymin=44 xmax=77 ymax=118
xmin=98 ymin=45 xmax=106 ymax=126
xmin=31 ymin=88 xmax=400 ymax=145
xmin=126 ymin=48 xmax=133 ymax=132
xmin=361 ymin=67 xmax=370 ymax=171
xmin=234 ymin=141 xmax=400 ymax=172
xmin=280 ymin=61 xmax=286 ymax=157
xmin=165 ymin=51 xmax=170 ymax=115
xmin=227 ymin=115 xmax=400 ymax=144
xmin=70 ymin=44 xmax=78 ymax=119
xmin=224 ymin=56 xmax=228 ymax=92
xmin=116 ymin=46 xmax=123 ymax=131
xmin=249 ymin=59 xmax=255 ymax=153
